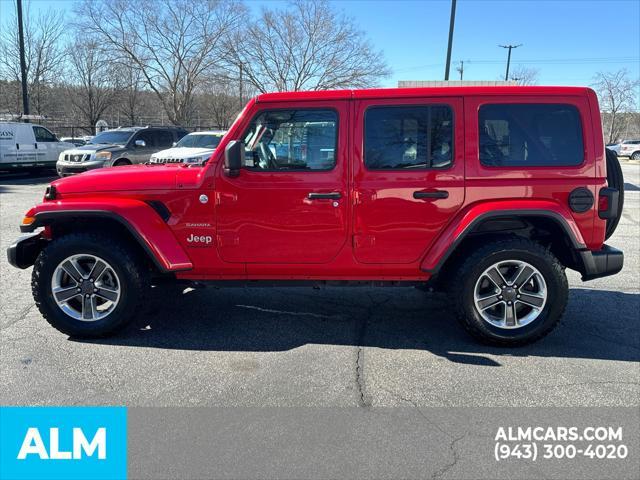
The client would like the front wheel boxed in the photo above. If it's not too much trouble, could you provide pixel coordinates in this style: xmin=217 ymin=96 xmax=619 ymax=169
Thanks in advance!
xmin=448 ymin=238 xmax=568 ymax=346
xmin=32 ymin=232 xmax=148 ymax=337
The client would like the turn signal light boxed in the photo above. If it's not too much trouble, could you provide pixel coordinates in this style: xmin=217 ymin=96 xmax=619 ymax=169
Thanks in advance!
xmin=21 ymin=216 xmax=35 ymax=226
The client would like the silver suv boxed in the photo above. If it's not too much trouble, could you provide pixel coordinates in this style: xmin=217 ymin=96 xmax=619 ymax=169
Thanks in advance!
xmin=56 ymin=126 xmax=188 ymax=176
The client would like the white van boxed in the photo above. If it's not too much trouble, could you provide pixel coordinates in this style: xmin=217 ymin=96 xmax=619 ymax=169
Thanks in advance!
xmin=0 ymin=122 xmax=74 ymax=171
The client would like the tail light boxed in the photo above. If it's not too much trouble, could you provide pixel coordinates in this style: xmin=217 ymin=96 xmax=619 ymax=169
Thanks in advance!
xmin=598 ymin=187 xmax=619 ymax=219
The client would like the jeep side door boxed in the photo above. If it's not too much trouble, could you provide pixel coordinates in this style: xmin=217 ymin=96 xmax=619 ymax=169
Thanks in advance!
xmin=352 ymin=96 xmax=465 ymax=264
xmin=215 ymin=102 xmax=349 ymax=264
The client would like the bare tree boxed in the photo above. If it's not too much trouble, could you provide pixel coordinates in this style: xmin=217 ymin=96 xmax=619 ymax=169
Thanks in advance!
xmin=0 ymin=1 xmax=66 ymax=114
xmin=65 ymin=38 xmax=117 ymax=133
xmin=79 ymin=0 xmax=245 ymax=125
xmin=592 ymin=69 xmax=640 ymax=143
xmin=228 ymin=0 xmax=390 ymax=93
xmin=510 ymin=66 xmax=539 ymax=86
xmin=113 ymin=63 xmax=145 ymax=126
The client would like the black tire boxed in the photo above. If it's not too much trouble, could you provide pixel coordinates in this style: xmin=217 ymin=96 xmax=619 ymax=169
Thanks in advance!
xmin=32 ymin=232 xmax=148 ymax=337
xmin=447 ymin=237 xmax=568 ymax=347
xmin=113 ymin=159 xmax=131 ymax=167
xmin=631 ymin=151 xmax=640 ymax=160
xmin=605 ymin=148 xmax=624 ymax=239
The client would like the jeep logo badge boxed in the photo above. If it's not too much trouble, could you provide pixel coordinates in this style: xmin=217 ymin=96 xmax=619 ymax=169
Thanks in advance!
xmin=186 ymin=233 xmax=212 ymax=245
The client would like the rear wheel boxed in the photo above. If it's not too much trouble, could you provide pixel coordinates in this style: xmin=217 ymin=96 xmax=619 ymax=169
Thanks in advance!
xmin=447 ymin=237 xmax=568 ymax=346
xmin=32 ymin=232 xmax=148 ymax=337
xmin=631 ymin=151 xmax=640 ymax=160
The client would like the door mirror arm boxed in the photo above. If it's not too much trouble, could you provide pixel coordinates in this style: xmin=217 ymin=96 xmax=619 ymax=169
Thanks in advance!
xmin=224 ymin=140 xmax=244 ymax=178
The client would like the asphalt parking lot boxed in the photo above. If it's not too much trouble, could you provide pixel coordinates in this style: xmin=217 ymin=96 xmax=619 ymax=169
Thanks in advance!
xmin=1 ymin=165 xmax=638 ymax=408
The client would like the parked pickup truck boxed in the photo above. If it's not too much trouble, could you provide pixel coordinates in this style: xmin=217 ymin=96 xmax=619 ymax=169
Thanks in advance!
xmin=7 ymin=86 xmax=624 ymax=346
xmin=0 ymin=122 xmax=74 ymax=172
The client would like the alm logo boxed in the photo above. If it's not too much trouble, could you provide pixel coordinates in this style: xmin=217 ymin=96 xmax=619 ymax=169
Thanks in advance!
xmin=0 ymin=407 xmax=127 ymax=480
xmin=17 ymin=427 xmax=106 ymax=460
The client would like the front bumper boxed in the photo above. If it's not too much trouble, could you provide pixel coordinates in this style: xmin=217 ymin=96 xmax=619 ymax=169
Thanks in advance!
xmin=579 ymin=245 xmax=624 ymax=281
xmin=56 ymin=159 xmax=106 ymax=176
xmin=7 ymin=232 xmax=47 ymax=269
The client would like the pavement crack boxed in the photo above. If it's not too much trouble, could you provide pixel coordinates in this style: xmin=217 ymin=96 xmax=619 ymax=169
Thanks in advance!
xmin=355 ymin=346 xmax=370 ymax=408
xmin=235 ymin=304 xmax=343 ymax=320
xmin=432 ymin=432 xmax=466 ymax=480
xmin=545 ymin=380 xmax=639 ymax=388
xmin=0 ymin=303 xmax=34 ymax=331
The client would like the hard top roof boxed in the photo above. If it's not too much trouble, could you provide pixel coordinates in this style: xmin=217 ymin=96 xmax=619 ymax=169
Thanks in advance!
xmin=255 ymin=86 xmax=594 ymax=103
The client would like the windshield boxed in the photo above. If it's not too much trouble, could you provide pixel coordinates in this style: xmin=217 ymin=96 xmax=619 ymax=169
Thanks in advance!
xmin=176 ymin=133 xmax=223 ymax=149
xmin=89 ymin=130 xmax=135 ymax=145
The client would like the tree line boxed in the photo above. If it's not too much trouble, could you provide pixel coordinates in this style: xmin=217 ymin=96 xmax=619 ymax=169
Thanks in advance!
xmin=0 ymin=0 xmax=389 ymax=130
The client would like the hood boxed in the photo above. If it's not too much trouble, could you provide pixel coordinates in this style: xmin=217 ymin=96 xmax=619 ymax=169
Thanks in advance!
xmin=70 ymin=144 xmax=125 ymax=153
xmin=152 ymin=147 xmax=215 ymax=159
xmin=52 ymin=164 xmax=181 ymax=193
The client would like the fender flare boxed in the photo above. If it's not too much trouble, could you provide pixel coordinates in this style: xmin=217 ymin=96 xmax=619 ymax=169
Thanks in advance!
xmin=20 ymin=200 xmax=192 ymax=272
xmin=420 ymin=202 xmax=587 ymax=274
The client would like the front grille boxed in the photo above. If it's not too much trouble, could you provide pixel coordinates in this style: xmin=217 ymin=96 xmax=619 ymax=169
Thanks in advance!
xmin=152 ymin=157 xmax=184 ymax=164
xmin=67 ymin=154 xmax=91 ymax=162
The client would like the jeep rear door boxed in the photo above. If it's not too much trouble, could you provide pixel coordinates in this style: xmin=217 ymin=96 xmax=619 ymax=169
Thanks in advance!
xmin=352 ymin=96 xmax=465 ymax=264
xmin=215 ymin=101 xmax=349 ymax=264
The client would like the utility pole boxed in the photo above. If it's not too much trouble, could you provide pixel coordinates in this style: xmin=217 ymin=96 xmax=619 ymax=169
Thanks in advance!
xmin=456 ymin=60 xmax=464 ymax=80
xmin=499 ymin=44 xmax=522 ymax=81
xmin=16 ymin=0 xmax=30 ymax=119
xmin=444 ymin=0 xmax=457 ymax=81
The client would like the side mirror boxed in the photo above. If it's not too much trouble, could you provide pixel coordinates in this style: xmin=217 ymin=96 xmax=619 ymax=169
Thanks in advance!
xmin=135 ymin=139 xmax=146 ymax=148
xmin=224 ymin=140 xmax=244 ymax=178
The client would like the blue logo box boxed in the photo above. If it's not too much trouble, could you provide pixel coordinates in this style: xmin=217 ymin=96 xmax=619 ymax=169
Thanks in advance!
xmin=0 ymin=407 xmax=127 ymax=480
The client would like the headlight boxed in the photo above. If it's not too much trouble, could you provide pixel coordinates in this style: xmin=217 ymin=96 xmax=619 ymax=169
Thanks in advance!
xmin=95 ymin=151 xmax=111 ymax=161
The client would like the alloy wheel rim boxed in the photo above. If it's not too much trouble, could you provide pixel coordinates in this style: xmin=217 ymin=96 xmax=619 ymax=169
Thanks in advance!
xmin=50 ymin=254 xmax=121 ymax=321
xmin=473 ymin=260 xmax=547 ymax=329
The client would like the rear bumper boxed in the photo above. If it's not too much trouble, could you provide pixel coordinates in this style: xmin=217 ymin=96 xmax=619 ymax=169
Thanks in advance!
xmin=579 ymin=245 xmax=623 ymax=281
xmin=7 ymin=232 xmax=47 ymax=269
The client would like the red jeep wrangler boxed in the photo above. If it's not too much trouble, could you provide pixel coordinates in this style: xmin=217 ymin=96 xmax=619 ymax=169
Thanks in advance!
xmin=8 ymin=86 xmax=624 ymax=346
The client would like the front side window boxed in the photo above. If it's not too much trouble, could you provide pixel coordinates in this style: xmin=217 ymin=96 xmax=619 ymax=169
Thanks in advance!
xmin=479 ymin=104 xmax=584 ymax=167
xmin=135 ymin=131 xmax=156 ymax=147
xmin=33 ymin=126 xmax=56 ymax=142
xmin=242 ymin=109 xmax=337 ymax=171
xmin=364 ymin=105 xmax=453 ymax=170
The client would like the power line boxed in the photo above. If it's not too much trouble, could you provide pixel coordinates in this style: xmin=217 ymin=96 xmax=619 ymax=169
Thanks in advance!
xmin=394 ymin=56 xmax=640 ymax=73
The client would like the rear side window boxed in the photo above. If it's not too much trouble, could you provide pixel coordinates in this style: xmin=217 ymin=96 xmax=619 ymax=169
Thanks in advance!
xmin=242 ymin=109 xmax=337 ymax=171
xmin=364 ymin=105 xmax=453 ymax=170
xmin=479 ymin=104 xmax=584 ymax=167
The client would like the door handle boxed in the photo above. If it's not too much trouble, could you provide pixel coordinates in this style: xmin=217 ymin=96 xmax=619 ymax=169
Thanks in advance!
xmin=308 ymin=192 xmax=342 ymax=200
xmin=413 ymin=190 xmax=449 ymax=200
